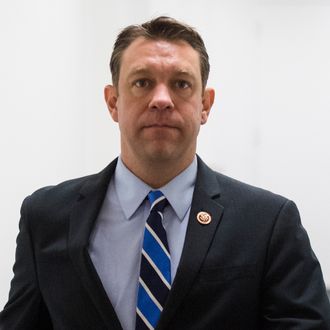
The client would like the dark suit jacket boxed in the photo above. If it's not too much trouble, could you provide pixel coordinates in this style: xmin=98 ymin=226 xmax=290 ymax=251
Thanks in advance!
xmin=1 ymin=157 xmax=330 ymax=329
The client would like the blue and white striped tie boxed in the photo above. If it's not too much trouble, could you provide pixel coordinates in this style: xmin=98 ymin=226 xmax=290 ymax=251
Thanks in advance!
xmin=136 ymin=190 xmax=171 ymax=330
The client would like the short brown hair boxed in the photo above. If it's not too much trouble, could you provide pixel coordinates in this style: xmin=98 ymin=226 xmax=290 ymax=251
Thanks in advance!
xmin=110 ymin=16 xmax=210 ymax=89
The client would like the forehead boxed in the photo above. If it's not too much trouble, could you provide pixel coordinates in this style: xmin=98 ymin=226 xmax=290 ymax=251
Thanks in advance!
xmin=120 ymin=37 xmax=201 ymax=77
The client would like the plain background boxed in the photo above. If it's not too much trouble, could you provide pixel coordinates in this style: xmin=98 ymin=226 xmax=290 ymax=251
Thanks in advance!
xmin=0 ymin=0 xmax=329 ymax=308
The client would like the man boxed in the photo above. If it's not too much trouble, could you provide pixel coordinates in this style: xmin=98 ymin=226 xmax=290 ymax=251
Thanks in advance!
xmin=1 ymin=16 xmax=329 ymax=330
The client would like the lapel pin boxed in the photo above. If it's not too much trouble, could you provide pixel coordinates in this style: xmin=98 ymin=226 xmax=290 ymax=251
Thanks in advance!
xmin=197 ymin=211 xmax=212 ymax=225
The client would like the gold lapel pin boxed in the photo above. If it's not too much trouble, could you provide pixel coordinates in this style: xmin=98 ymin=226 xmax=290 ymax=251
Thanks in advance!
xmin=196 ymin=211 xmax=212 ymax=225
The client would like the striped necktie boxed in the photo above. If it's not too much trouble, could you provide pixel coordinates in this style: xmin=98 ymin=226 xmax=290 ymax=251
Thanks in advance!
xmin=136 ymin=190 xmax=171 ymax=330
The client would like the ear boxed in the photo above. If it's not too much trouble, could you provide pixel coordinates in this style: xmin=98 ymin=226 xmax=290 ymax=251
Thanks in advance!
xmin=104 ymin=85 xmax=119 ymax=122
xmin=201 ymin=87 xmax=215 ymax=125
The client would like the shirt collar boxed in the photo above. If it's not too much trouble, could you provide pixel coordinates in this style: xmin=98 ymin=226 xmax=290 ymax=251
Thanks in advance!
xmin=114 ymin=156 xmax=197 ymax=221
xmin=160 ymin=157 xmax=197 ymax=221
xmin=114 ymin=157 xmax=151 ymax=220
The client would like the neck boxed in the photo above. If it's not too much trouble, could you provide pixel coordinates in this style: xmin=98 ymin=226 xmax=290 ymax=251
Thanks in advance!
xmin=120 ymin=154 xmax=195 ymax=188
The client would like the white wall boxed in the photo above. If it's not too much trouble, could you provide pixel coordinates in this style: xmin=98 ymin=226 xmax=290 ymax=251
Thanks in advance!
xmin=1 ymin=0 xmax=329 ymax=308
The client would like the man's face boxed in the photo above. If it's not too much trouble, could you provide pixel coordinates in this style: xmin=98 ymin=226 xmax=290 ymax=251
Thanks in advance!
xmin=105 ymin=37 xmax=214 ymax=167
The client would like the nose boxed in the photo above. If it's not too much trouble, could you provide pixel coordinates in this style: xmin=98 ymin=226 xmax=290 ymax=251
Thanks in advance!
xmin=148 ymin=84 xmax=174 ymax=111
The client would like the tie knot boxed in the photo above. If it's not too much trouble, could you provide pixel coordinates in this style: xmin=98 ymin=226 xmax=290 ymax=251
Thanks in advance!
xmin=148 ymin=190 xmax=167 ymax=212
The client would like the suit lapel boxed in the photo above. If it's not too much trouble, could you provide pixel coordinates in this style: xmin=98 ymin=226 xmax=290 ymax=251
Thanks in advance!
xmin=157 ymin=157 xmax=224 ymax=329
xmin=68 ymin=159 xmax=123 ymax=330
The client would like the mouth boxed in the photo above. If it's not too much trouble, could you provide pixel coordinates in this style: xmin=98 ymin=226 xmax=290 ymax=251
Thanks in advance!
xmin=144 ymin=123 xmax=177 ymax=129
xmin=142 ymin=124 xmax=178 ymax=137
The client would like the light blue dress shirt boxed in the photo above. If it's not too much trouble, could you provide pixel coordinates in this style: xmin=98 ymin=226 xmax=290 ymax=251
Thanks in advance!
xmin=88 ymin=156 xmax=197 ymax=330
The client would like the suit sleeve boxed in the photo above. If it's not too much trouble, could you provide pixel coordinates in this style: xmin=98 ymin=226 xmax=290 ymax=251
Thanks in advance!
xmin=0 ymin=196 xmax=52 ymax=330
xmin=261 ymin=200 xmax=330 ymax=329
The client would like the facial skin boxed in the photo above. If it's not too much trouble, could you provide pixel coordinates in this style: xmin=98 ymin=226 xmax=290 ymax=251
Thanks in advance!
xmin=105 ymin=37 xmax=215 ymax=187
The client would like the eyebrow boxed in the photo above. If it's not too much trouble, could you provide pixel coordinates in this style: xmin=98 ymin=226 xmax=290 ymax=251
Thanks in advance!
xmin=127 ymin=67 xmax=196 ymax=79
xmin=127 ymin=68 xmax=150 ymax=78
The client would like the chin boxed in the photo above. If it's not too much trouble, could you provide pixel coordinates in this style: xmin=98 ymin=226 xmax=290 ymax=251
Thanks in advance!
xmin=144 ymin=147 xmax=178 ymax=163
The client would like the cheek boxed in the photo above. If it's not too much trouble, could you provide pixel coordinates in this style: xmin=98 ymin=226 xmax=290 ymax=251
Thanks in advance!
xmin=187 ymin=102 xmax=204 ymax=125
xmin=116 ymin=105 xmax=142 ymax=134
xmin=118 ymin=112 xmax=133 ymax=132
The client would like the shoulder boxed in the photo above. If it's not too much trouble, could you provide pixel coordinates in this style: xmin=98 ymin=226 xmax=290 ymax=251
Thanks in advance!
xmin=196 ymin=156 xmax=294 ymax=220
xmin=21 ymin=159 xmax=117 ymax=218
xmin=28 ymin=173 xmax=95 ymax=203
xmin=198 ymin=156 xmax=288 ymax=204
xmin=216 ymin=170 xmax=298 ymax=221
xmin=217 ymin=170 xmax=287 ymax=205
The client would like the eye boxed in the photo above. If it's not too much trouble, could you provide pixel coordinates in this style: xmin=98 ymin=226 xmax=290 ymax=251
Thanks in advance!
xmin=133 ymin=79 xmax=151 ymax=88
xmin=175 ymin=80 xmax=191 ymax=89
